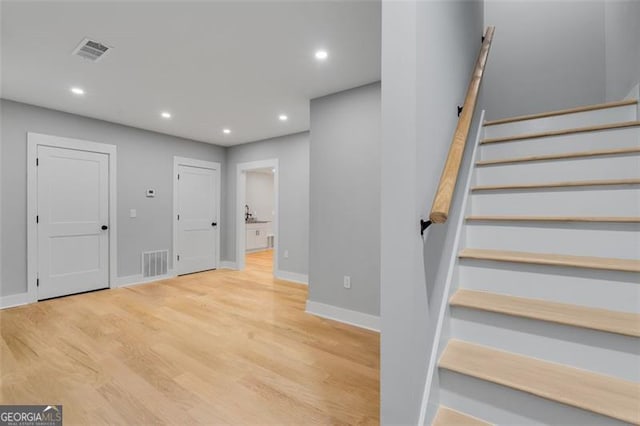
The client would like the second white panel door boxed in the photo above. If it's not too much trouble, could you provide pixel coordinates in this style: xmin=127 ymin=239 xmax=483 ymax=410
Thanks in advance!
xmin=177 ymin=164 xmax=218 ymax=275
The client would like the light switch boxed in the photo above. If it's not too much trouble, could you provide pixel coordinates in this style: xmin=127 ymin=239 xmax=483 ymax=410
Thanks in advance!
xmin=130 ymin=209 xmax=137 ymax=218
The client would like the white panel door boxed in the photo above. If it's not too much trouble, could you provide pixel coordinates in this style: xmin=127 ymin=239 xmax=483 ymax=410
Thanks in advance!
xmin=37 ymin=146 xmax=109 ymax=299
xmin=177 ymin=164 xmax=218 ymax=274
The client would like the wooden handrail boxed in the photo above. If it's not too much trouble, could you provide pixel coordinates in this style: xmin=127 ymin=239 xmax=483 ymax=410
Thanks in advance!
xmin=428 ymin=27 xmax=495 ymax=225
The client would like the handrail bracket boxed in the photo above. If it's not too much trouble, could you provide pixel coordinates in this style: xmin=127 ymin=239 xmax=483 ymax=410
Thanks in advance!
xmin=420 ymin=219 xmax=432 ymax=236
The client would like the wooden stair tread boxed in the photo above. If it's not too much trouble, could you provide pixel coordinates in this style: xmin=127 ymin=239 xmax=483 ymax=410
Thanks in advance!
xmin=480 ymin=121 xmax=640 ymax=144
xmin=471 ymin=178 xmax=640 ymax=191
xmin=459 ymin=248 xmax=640 ymax=272
xmin=432 ymin=406 xmax=491 ymax=426
xmin=484 ymin=99 xmax=638 ymax=126
xmin=476 ymin=147 xmax=640 ymax=166
xmin=466 ymin=215 xmax=640 ymax=223
xmin=439 ymin=340 xmax=640 ymax=424
xmin=450 ymin=289 xmax=640 ymax=337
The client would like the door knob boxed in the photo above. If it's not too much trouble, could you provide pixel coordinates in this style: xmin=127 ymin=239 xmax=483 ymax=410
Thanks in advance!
xmin=101 ymin=225 xmax=109 ymax=230
xmin=211 ymin=222 xmax=217 ymax=227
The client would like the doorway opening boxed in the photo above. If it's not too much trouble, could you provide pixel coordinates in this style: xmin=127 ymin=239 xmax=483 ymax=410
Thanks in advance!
xmin=236 ymin=159 xmax=279 ymax=276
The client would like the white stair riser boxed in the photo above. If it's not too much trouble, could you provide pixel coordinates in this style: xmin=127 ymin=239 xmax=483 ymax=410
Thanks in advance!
xmin=475 ymin=155 xmax=640 ymax=186
xmin=450 ymin=312 xmax=640 ymax=381
xmin=471 ymin=187 xmax=640 ymax=217
xmin=484 ymin=104 xmax=637 ymax=139
xmin=458 ymin=263 xmax=640 ymax=313
xmin=439 ymin=371 xmax=626 ymax=426
xmin=480 ymin=127 xmax=640 ymax=160
xmin=465 ymin=223 xmax=640 ymax=260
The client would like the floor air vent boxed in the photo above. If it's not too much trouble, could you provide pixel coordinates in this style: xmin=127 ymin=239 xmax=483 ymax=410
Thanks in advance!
xmin=142 ymin=250 xmax=168 ymax=278
xmin=72 ymin=38 xmax=112 ymax=62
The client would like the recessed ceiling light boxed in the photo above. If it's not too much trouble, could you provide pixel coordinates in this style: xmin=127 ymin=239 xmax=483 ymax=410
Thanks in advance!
xmin=70 ymin=87 xmax=85 ymax=95
xmin=223 ymin=128 xmax=231 ymax=134
xmin=315 ymin=50 xmax=328 ymax=60
xmin=278 ymin=114 xmax=288 ymax=121
xmin=161 ymin=111 xmax=172 ymax=119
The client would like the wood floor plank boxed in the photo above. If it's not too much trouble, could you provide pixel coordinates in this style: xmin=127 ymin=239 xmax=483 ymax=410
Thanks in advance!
xmin=483 ymin=99 xmax=638 ymax=126
xmin=439 ymin=340 xmax=640 ymax=424
xmin=450 ymin=289 xmax=640 ymax=337
xmin=432 ymin=406 xmax=492 ymax=426
xmin=480 ymin=121 xmax=640 ymax=144
xmin=459 ymin=248 xmax=640 ymax=272
xmin=0 ymin=250 xmax=379 ymax=424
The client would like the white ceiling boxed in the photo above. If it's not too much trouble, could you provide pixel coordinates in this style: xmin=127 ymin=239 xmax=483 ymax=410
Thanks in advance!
xmin=0 ymin=0 xmax=381 ymax=146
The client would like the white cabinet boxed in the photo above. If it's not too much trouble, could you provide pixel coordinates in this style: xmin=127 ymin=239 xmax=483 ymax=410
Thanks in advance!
xmin=246 ymin=222 xmax=270 ymax=251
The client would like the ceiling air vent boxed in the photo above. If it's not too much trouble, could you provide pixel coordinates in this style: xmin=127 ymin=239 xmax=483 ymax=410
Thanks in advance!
xmin=72 ymin=38 xmax=112 ymax=62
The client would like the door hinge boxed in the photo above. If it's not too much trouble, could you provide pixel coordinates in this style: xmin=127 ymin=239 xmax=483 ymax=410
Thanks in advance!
xmin=177 ymin=174 xmax=180 ymax=180
xmin=36 ymin=215 xmax=39 ymax=223
xmin=177 ymin=255 xmax=180 ymax=261
xmin=177 ymin=214 xmax=180 ymax=221
xmin=36 ymin=158 xmax=39 ymax=166
xmin=36 ymin=278 xmax=39 ymax=287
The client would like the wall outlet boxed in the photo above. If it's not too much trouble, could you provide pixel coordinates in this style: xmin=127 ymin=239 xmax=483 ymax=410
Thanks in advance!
xmin=343 ymin=275 xmax=351 ymax=289
xmin=284 ymin=250 xmax=289 ymax=259
xmin=130 ymin=209 xmax=137 ymax=218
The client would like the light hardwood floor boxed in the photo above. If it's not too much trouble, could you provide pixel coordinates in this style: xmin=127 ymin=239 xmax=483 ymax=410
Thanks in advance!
xmin=0 ymin=250 xmax=379 ymax=424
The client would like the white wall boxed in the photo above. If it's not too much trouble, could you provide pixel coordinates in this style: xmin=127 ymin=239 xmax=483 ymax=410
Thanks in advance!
xmin=308 ymin=82 xmax=381 ymax=317
xmin=0 ymin=99 xmax=225 ymax=297
xmin=246 ymin=171 xmax=275 ymax=223
xmin=483 ymin=1 xmax=606 ymax=120
xmin=223 ymin=132 xmax=309 ymax=276
xmin=605 ymin=0 xmax=640 ymax=101
xmin=381 ymin=1 xmax=484 ymax=423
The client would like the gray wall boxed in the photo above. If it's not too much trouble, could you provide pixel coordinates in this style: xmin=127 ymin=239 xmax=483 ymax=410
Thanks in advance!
xmin=308 ymin=82 xmax=381 ymax=317
xmin=223 ymin=132 xmax=309 ymax=276
xmin=0 ymin=99 xmax=225 ymax=296
xmin=483 ymin=1 xmax=606 ymax=120
xmin=605 ymin=0 xmax=640 ymax=101
xmin=381 ymin=1 xmax=483 ymax=423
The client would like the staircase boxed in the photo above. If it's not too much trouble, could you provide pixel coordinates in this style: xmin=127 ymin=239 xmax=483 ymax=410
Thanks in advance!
xmin=429 ymin=99 xmax=640 ymax=425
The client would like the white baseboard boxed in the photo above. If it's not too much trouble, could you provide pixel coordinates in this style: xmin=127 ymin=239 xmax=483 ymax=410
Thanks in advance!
xmin=116 ymin=270 xmax=176 ymax=288
xmin=1 ymin=270 xmax=180 ymax=309
xmin=0 ymin=292 xmax=33 ymax=309
xmin=219 ymin=261 xmax=238 ymax=270
xmin=275 ymin=269 xmax=308 ymax=285
xmin=305 ymin=300 xmax=380 ymax=332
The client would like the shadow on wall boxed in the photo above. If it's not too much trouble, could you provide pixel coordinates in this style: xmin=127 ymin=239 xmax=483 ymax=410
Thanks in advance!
xmin=423 ymin=224 xmax=448 ymax=304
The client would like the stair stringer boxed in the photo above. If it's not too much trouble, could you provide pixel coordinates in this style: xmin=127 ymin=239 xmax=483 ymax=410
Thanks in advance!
xmin=418 ymin=110 xmax=485 ymax=425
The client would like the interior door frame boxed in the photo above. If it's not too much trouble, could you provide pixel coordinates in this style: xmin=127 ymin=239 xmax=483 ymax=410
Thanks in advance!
xmin=173 ymin=156 xmax=221 ymax=275
xmin=27 ymin=132 xmax=117 ymax=303
xmin=236 ymin=158 xmax=279 ymax=273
